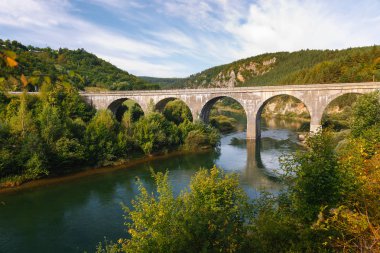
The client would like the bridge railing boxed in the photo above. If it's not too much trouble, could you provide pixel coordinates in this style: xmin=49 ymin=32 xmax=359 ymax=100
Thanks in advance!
xmin=80 ymin=82 xmax=380 ymax=95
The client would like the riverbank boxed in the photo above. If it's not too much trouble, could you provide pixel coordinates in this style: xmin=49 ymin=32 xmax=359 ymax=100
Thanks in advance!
xmin=0 ymin=148 xmax=212 ymax=194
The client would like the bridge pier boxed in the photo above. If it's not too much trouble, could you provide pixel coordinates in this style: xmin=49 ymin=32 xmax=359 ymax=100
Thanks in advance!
xmin=309 ymin=104 xmax=325 ymax=134
xmin=246 ymin=113 xmax=257 ymax=139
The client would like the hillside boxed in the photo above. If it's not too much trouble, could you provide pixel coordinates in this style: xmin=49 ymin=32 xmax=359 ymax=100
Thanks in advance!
xmin=139 ymin=76 xmax=185 ymax=89
xmin=0 ymin=39 xmax=158 ymax=91
xmin=2 ymin=39 xmax=380 ymax=91
xmin=180 ymin=46 xmax=380 ymax=88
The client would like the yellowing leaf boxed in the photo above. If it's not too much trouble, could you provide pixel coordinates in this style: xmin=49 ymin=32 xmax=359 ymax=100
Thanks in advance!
xmin=21 ymin=74 xmax=28 ymax=87
xmin=6 ymin=56 xmax=18 ymax=67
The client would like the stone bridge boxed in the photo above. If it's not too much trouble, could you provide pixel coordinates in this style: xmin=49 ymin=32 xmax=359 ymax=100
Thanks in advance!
xmin=80 ymin=82 xmax=380 ymax=139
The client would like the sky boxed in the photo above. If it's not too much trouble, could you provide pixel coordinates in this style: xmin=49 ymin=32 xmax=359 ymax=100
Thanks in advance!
xmin=0 ymin=0 xmax=380 ymax=77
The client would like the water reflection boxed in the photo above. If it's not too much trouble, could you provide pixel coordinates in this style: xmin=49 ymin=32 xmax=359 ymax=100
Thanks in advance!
xmin=263 ymin=117 xmax=310 ymax=131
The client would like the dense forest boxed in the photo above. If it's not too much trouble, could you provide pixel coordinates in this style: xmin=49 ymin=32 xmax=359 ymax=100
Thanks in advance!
xmin=160 ymin=45 xmax=380 ymax=88
xmin=97 ymin=91 xmax=380 ymax=253
xmin=0 ymin=39 xmax=158 ymax=91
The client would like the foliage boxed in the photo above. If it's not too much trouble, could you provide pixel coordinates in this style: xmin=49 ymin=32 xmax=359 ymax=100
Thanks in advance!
xmin=162 ymin=99 xmax=192 ymax=125
xmin=283 ymin=130 xmax=347 ymax=222
xmin=99 ymin=167 xmax=252 ymax=253
xmin=0 ymin=39 xmax=158 ymax=91
xmin=131 ymin=113 xmax=180 ymax=155
xmin=139 ymin=76 xmax=186 ymax=89
xmin=0 ymin=90 xmax=220 ymax=184
xmin=85 ymin=110 xmax=120 ymax=163
xmin=315 ymin=119 xmax=380 ymax=252
xmin=179 ymin=120 xmax=220 ymax=150
xmin=350 ymin=91 xmax=380 ymax=137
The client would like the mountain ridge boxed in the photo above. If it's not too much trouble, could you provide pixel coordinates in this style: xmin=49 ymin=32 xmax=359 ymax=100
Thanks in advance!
xmin=0 ymin=39 xmax=158 ymax=91
xmin=2 ymin=39 xmax=379 ymax=90
xmin=143 ymin=45 xmax=380 ymax=89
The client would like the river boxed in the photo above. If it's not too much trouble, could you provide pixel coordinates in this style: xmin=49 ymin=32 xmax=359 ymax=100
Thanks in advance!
xmin=0 ymin=118 xmax=308 ymax=253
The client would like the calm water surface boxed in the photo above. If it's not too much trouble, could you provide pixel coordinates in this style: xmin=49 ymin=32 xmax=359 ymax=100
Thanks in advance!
xmin=0 ymin=118 xmax=307 ymax=253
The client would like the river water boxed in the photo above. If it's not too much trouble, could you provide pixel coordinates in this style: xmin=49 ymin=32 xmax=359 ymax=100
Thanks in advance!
xmin=0 ymin=118 xmax=307 ymax=253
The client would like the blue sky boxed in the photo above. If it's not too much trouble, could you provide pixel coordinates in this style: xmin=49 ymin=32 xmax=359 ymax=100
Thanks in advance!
xmin=1 ymin=0 xmax=380 ymax=77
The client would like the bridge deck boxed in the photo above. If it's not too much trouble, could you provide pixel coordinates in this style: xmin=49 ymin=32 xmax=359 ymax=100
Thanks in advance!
xmin=80 ymin=82 xmax=380 ymax=95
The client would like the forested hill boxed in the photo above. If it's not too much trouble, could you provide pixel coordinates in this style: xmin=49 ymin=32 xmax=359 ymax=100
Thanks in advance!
xmin=139 ymin=76 xmax=186 ymax=89
xmin=178 ymin=45 xmax=380 ymax=89
xmin=0 ymin=39 xmax=158 ymax=91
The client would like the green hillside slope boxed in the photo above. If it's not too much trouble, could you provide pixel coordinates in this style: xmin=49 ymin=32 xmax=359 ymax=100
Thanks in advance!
xmin=182 ymin=46 xmax=380 ymax=88
xmin=0 ymin=39 xmax=158 ymax=91
xmin=139 ymin=76 xmax=185 ymax=89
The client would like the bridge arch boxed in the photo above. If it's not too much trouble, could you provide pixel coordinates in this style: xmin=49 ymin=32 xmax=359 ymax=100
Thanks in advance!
xmin=199 ymin=96 xmax=248 ymax=136
xmin=308 ymin=91 xmax=367 ymax=132
xmin=321 ymin=92 xmax=362 ymax=130
xmin=200 ymin=96 xmax=248 ymax=123
xmin=155 ymin=97 xmax=178 ymax=112
xmin=107 ymin=98 xmax=145 ymax=122
xmin=255 ymin=94 xmax=311 ymax=139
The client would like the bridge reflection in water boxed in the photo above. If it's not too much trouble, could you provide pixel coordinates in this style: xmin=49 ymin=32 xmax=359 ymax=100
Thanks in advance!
xmin=222 ymin=117 xmax=308 ymax=193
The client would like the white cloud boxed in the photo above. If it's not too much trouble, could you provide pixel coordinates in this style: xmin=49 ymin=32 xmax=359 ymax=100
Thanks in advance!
xmin=226 ymin=0 xmax=380 ymax=58
xmin=0 ymin=0 xmax=177 ymax=76
xmin=97 ymin=53 xmax=189 ymax=77
xmin=159 ymin=0 xmax=380 ymax=61
xmin=0 ymin=0 xmax=380 ymax=77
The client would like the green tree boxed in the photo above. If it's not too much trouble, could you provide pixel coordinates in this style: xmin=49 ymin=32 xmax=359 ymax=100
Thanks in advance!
xmin=129 ymin=104 xmax=144 ymax=122
xmin=350 ymin=91 xmax=380 ymax=137
xmin=283 ymin=131 xmax=345 ymax=222
xmin=55 ymin=137 xmax=86 ymax=167
xmin=163 ymin=100 xmax=192 ymax=125
xmin=8 ymin=92 xmax=35 ymax=137
xmin=98 ymin=167 xmax=251 ymax=253
xmin=85 ymin=110 xmax=120 ymax=163
xmin=179 ymin=121 xmax=220 ymax=150
xmin=38 ymin=104 xmax=64 ymax=146
xmin=132 ymin=113 xmax=180 ymax=155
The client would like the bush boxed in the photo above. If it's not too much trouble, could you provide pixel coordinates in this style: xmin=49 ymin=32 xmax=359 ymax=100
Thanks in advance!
xmin=132 ymin=113 xmax=180 ymax=155
xmin=100 ymin=167 xmax=251 ymax=253
xmin=181 ymin=121 xmax=220 ymax=150
xmin=85 ymin=110 xmax=120 ymax=163
xmin=162 ymin=99 xmax=192 ymax=125
xmin=351 ymin=91 xmax=380 ymax=137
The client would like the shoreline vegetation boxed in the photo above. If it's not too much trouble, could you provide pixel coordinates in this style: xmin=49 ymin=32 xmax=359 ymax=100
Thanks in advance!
xmin=0 ymin=87 xmax=220 ymax=189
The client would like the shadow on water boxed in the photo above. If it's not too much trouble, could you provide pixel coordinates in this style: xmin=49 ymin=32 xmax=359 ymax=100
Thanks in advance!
xmin=0 ymin=117 xmax=306 ymax=253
